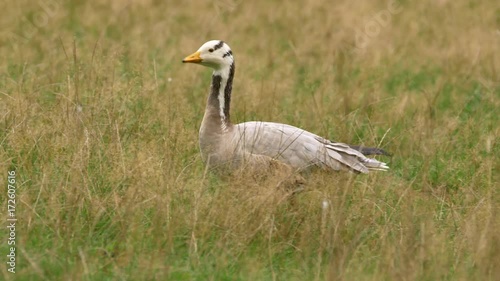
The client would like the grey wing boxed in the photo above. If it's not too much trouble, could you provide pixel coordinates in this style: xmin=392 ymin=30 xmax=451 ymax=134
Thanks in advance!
xmin=233 ymin=121 xmax=389 ymax=173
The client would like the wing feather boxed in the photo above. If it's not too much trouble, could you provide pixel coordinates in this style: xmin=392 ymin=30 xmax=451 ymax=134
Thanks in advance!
xmin=232 ymin=121 xmax=389 ymax=173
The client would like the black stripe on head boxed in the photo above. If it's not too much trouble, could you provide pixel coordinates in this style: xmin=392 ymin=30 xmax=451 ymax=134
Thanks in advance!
xmin=222 ymin=50 xmax=232 ymax=58
xmin=213 ymin=40 xmax=224 ymax=51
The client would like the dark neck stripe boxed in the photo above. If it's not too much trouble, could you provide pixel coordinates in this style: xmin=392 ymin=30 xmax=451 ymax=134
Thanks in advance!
xmin=223 ymin=62 xmax=235 ymax=119
xmin=213 ymin=40 xmax=224 ymax=51
xmin=210 ymin=74 xmax=222 ymax=102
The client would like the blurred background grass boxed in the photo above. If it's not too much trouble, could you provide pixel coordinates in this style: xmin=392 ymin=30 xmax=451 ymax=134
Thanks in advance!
xmin=0 ymin=0 xmax=499 ymax=280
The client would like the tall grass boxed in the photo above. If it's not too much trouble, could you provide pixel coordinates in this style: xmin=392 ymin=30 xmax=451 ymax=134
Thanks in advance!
xmin=1 ymin=0 xmax=499 ymax=280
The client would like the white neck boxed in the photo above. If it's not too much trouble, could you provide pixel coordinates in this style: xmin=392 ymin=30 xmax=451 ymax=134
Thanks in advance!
xmin=208 ymin=62 xmax=235 ymax=132
xmin=213 ymin=67 xmax=231 ymax=123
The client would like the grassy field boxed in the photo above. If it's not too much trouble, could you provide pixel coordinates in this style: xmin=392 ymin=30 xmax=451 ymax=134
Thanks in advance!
xmin=1 ymin=0 xmax=499 ymax=280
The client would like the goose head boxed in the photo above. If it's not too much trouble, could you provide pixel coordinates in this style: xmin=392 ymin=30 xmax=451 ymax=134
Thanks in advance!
xmin=182 ymin=40 xmax=234 ymax=70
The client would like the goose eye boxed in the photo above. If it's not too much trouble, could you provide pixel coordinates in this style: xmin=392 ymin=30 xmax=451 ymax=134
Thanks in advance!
xmin=208 ymin=48 xmax=214 ymax=53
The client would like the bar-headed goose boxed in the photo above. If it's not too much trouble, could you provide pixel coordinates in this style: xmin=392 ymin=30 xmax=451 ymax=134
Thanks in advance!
xmin=183 ymin=40 xmax=389 ymax=174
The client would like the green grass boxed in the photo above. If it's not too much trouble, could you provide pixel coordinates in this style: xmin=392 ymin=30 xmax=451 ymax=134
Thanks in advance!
xmin=1 ymin=0 xmax=499 ymax=280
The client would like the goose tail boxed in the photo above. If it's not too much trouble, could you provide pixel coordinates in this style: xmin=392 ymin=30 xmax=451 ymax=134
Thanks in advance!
xmin=349 ymin=145 xmax=392 ymax=156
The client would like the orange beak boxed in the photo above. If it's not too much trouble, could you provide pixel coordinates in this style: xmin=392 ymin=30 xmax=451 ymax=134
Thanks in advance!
xmin=182 ymin=51 xmax=202 ymax=63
